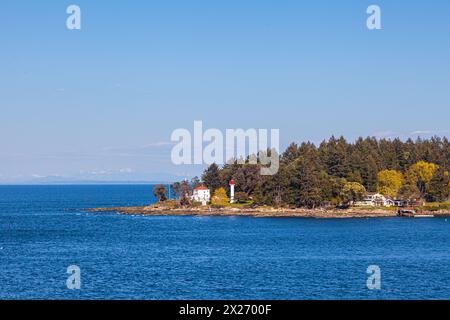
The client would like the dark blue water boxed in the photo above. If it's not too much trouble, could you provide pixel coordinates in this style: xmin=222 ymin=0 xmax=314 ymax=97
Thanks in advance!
xmin=1 ymin=185 xmax=449 ymax=300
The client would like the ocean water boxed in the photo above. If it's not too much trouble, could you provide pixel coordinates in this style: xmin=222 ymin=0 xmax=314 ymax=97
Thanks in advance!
xmin=0 ymin=185 xmax=449 ymax=300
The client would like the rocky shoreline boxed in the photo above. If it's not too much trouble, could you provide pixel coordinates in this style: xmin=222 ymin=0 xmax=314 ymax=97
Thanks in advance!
xmin=89 ymin=205 xmax=450 ymax=219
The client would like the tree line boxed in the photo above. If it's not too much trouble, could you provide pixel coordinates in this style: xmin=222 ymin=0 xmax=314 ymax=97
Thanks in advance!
xmin=155 ymin=136 xmax=449 ymax=207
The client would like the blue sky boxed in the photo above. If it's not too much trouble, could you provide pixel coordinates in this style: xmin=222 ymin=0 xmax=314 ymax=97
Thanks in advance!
xmin=1 ymin=0 xmax=449 ymax=183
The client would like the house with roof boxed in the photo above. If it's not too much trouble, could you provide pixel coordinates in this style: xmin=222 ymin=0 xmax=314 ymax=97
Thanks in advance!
xmin=354 ymin=192 xmax=405 ymax=207
xmin=355 ymin=192 xmax=395 ymax=207
xmin=191 ymin=185 xmax=211 ymax=205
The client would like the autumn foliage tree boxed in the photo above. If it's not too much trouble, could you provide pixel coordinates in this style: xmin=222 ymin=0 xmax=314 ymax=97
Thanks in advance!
xmin=211 ymin=188 xmax=230 ymax=206
xmin=405 ymin=161 xmax=439 ymax=196
xmin=340 ymin=182 xmax=367 ymax=205
xmin=377 ymin=169 xmax=404 ymax=198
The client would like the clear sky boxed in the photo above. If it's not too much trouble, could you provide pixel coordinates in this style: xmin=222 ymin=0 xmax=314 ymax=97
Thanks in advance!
xmin=1 ymin=0 xmax=449 ymax=183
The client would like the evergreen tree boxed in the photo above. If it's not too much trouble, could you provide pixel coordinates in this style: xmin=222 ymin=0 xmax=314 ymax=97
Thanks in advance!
xmin=322 ymin=136 xmax=351 ymax=178
xmin=426 ymin=168 xmax=450 ymax=202
xmin=202 ymin=163 xmax=222 ymax=193
xmin=281 ymin=142 xmax=300 ymax=163
xmin=233 ymin=164 xmax=261 ymax=195
xmin=290 ymin=156 xmax=328 ymax=208
xmin=153 ymin=184 xmax=168 ymax=202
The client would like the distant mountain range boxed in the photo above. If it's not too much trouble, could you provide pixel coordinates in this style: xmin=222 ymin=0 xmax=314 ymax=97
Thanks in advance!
xmin=0 ymin=173 xmax=190 ymax=185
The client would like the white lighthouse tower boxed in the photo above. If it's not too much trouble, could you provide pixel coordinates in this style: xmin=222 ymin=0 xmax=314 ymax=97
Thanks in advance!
xmin=229 ymin=179 xmax=235 ymax=203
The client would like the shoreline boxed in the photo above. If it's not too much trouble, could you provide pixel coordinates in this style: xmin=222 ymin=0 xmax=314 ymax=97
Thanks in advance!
xmin=89 ymin=205 xmax=450 ymax=219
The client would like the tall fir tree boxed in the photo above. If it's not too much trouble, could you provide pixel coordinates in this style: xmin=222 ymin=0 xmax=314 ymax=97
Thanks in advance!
xmin=201 ymin=163 xmax=222 ymax=193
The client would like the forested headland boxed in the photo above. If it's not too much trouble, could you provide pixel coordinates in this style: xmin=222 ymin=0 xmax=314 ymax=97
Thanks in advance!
xmin=163 ymin=136 xmax=450 ymax=208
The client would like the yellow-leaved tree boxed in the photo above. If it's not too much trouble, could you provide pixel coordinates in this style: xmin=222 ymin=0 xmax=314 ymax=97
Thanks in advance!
xmin=340 ymin=182 xmax=367 ymax=205
xmin=211 ymin=188 xmax=230 ymax=206
xmin=377 ymin=169 xmax=404 ymax=198
xmin=405 ymin=161 xmax=439 ymax=195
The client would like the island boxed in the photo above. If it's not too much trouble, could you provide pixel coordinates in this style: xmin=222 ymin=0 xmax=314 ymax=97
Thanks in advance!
xmin=92 ymin=136 xmax=449 ymax=219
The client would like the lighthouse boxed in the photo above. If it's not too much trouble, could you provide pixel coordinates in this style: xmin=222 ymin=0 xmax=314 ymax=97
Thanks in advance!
xmin=229 ymin=179 xmax=235 ymax=203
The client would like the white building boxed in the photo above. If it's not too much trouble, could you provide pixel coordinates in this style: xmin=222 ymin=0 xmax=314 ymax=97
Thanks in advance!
xmin=355 ymin=193 xmax=393 ymax=207
xmin=192 ymin=185 xmax=211 ymax=205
